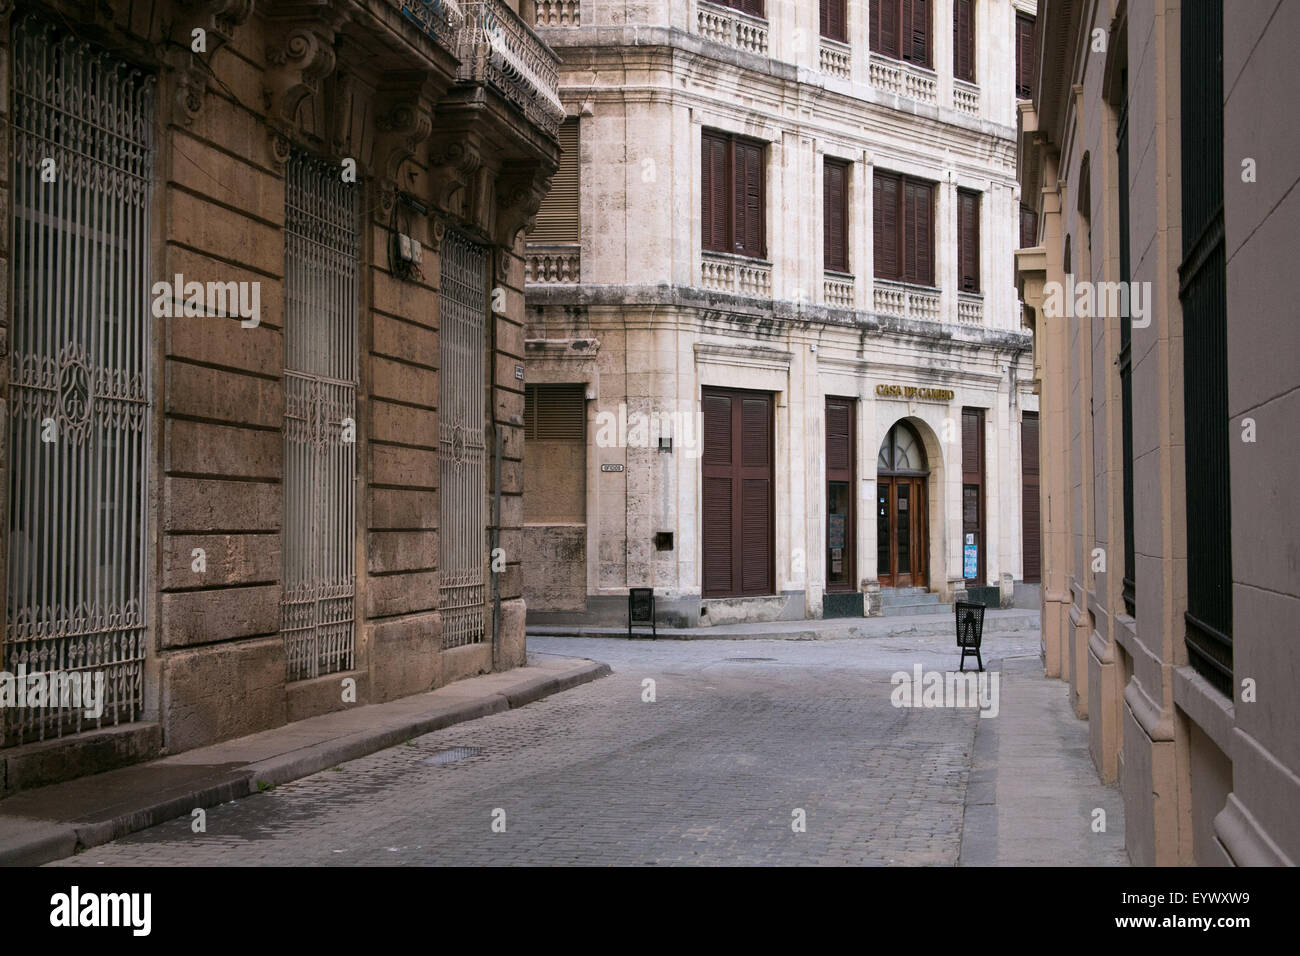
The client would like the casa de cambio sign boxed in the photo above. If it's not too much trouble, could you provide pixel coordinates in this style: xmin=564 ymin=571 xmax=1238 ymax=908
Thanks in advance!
xmin=874 ymin=384 xmax=956 ymax=402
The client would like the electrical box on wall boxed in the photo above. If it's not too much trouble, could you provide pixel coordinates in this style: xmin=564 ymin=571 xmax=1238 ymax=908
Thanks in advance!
xmin=398 ymin=234 xmax=422 ymax=265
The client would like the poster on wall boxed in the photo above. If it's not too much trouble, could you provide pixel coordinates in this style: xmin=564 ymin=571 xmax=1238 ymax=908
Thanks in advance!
xmin=963 ymin=542 xmax=978 ymax=580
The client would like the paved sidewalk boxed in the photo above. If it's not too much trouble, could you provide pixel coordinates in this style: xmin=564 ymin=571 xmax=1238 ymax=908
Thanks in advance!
xmin=0 ymin=656 xmax=608 ymax=867
xmin=959 ymin=655 xmax=1128 ymax=865
xmin=530 ymin=607 xmax=1041 ymax=641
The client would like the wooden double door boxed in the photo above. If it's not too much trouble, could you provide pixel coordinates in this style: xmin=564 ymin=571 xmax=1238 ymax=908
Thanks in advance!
xmin=877 ymin=475 xmax=929 ymax=588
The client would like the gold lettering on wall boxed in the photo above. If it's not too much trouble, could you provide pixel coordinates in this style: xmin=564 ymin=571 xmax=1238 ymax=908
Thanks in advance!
xmin=874 ymin=384 xmax=955 ymax=401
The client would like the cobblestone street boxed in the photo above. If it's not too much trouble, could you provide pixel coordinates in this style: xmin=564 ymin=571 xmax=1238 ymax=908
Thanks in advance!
xmin=48 ymin=630 xmax=1128 ymax=866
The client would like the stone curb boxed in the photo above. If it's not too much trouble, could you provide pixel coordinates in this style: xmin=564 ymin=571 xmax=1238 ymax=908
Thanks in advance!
xmin=0 ymin=660 xmax=610 ymax=867
xmin=528 ymin=619 xmax=1041 ymax=642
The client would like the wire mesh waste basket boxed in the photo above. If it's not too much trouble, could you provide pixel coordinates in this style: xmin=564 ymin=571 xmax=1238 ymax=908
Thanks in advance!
xmin=955 ymin=601 xmax=986 ymax=672
xmin=628 ymin=588 xmax=657 ymax=639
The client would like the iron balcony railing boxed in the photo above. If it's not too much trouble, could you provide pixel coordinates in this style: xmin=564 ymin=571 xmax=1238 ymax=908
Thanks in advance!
xmin=395 ymin=0 xmax=465 ymax=52
xmin=457 ymin=0 xmax=565 ymax=136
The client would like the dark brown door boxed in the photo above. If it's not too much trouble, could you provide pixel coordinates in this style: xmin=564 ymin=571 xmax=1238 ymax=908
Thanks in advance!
xmin=1021 ymin=412 xmax=1041 ymax=583
xmin=702 ymin=388 xmax=774 ymax=597
xmin=826 ymin=398 xmax=855 ymax=591
xmin=877 ymin=475 xmax=928 ymax=588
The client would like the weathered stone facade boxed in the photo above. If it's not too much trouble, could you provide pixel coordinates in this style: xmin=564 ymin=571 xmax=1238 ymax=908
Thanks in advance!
xmin=0 ymin=0 xmax=559 ymax=793
xmin=1017 ymin=0 xmax=1300 ymax=864
xmin=524 ymin=0 xmax=1037 ymax=627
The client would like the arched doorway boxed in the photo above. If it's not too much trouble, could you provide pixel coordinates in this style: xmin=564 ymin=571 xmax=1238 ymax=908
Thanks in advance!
xmin=877 ymin=420 xmax=929 ymax=588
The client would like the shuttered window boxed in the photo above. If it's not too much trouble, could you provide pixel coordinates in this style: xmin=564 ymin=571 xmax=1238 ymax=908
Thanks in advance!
xmin=821 ymin=0 xmax=847 ymax=42
xmin=1019 ymin=203 xmax=1038 ymax=249
xmin=962 ymin=408 xmax=985 ymax=583
xmin=524 ymin=384 xmax=586 ymax=441
xmin=957 ymin=188 xmax=980 ymax=292
xmin=702 ymin=389 xmax=774 ymax=598
xmin=824 ymin=159 xmax=850 ymax=274
xmin=1180 ymin=0 xmax=1230 ymax=696
xmin=529 ymin=118 xmax=579 ymax=243
xmin=1015 ymin=13 xmax=1035 ymax=99
xmin=702 ymin=130 xmax=767 ymax=259
xmin=1021 ymin=412 xmax=1041 ymax=583
xmin=871 ymin=0 xmax=930 ymax=68
xmin=874 ymin=171 xmax=934 ymax=286
xmin=953 ymin=0 xmax=975 ymax=81
xmin=825 ymin=398 xmax=855 ymax=590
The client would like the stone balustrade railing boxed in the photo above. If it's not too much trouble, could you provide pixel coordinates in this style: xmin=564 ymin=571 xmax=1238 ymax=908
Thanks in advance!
xmin=701 ymin=253 xmax=773 ymax=298
xmin=824 ymin=274 xmax=855 ymax=308
xmin=819 ymin=39 xmax=851 ymax=79
xmin=535 ymin=0 xmax=580 ymax=27
xmin=953 ymin=77 xmax=980 ymax=117
xmin=868 ymin=53 xmax=937 ymax=104
xmin=873 ymin=278 xmax=941 ymax=321
xmin=957 ymin=291 xmax=985 ymax=324
xmin=697 ymin=0 xmax=769 ymax=56
xmin=525 ymin=244 xmax=581 ymax=284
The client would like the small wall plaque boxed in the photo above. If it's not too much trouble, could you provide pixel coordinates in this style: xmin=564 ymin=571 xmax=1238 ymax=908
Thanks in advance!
xmin=514 ymin=365 xmax=525 ymax=380
xmin=601 ymin=463 xmax=625 ymax=473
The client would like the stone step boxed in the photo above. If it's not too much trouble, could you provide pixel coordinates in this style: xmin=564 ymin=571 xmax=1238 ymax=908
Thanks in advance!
xmin=880 ymin=590 xmax=942 ymax=606
xmin=883 ymin=600 xmax=954 ymax=617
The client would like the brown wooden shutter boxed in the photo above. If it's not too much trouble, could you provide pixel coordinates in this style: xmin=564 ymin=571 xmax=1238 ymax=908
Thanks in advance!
xmin=702 ymin=131 xmax=729 ymax=253
xmin=958 ymin=188 xmax=979 ymax=292
xmin=529 ymin=118 xmax=579 ymax=243
xmin=702 ymin=391 xmax=734 ymax=596
xmin=874 ymin=171 xmax=900 ymax=280
xmin=826 ymin=399 xmax=851 ymax=474
xmin=906 ymin=0 xmax=930 ymax=67
xmin=953 ymin=0 xmax=974 ymax=81
xmin=824 ymin=160 xmax=848 ymax=274
xmin=902 ymin=178 xmax=933 ymax=286
xmin=875 ymin=0 xmax=899 ymax=58
xmin=962 ymin=407 xmax=985 ymax=583
xmin=702 ymin=388 xmax=773 ymax=598
xmin=1021 ymin=412 xmax=1041 ymax=583
xmin=1019 ymin=203 xmax=1038 ymax=249
xmin=739 ymin=396 xmax=773 ymax=595
xmin=733 ymin=139 xmax=764 ymax=258
xmin=962 ymin=408 xmax=983 ymax=482
xmin=524 ymin=384 xmax=586 ymax=442
xmin=822 ymin=0 xmax=846 ymax=42
xmin=1016 ymin=13 xmax=1035 ymax=98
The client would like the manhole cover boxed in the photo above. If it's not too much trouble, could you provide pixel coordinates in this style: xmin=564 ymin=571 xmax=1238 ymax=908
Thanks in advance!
xmin=422 ymin=746 xmax=483 ymax=766
xmin=724 ymin=657 xmax=777 ymax=662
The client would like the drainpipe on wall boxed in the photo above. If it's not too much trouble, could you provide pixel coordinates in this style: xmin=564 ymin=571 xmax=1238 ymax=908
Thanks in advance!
xmin=490 ymin=250 xmax=503 ymax=671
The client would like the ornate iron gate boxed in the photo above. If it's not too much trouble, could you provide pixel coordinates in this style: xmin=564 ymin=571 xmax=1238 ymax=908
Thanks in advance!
xmin=5 ymin=16 xmax=155 ymax=745
xmin=438 ymin=230 xmax=488 ymax=649
xmin=282 ymin=152 xmax=359 ymax=681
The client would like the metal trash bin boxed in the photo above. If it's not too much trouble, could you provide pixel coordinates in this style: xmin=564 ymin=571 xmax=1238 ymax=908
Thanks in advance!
xmin=955 ymin=600 xmax=986 ymax=672
xmin=628 ymin=587 xmax=656 ymax=639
